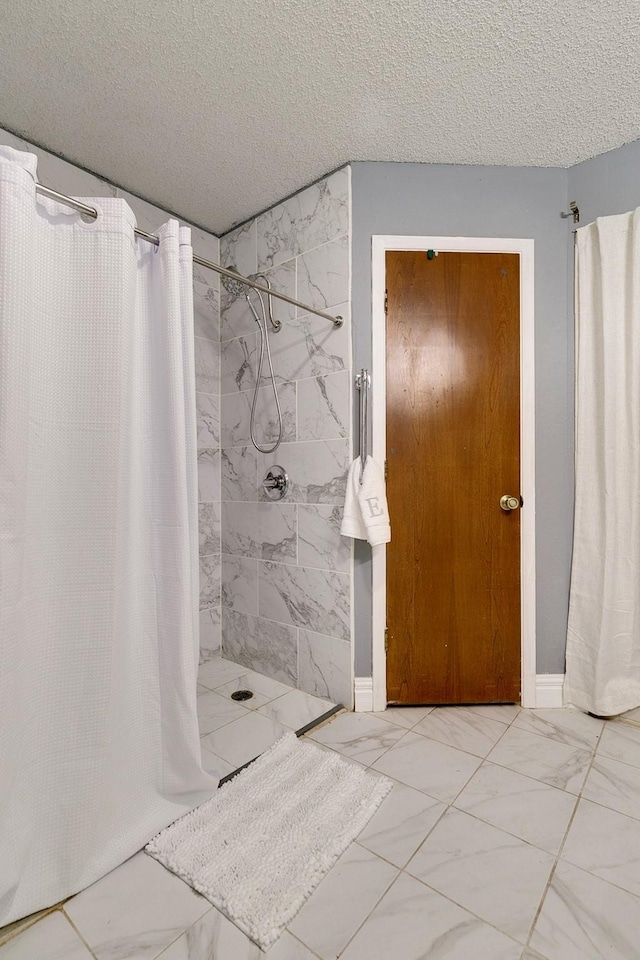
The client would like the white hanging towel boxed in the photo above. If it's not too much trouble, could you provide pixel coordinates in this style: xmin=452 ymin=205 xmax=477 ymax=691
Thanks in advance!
xmin=340 ymin=456 xmax=391 ymax=545
xmin=341 ymin=458 xmax=368 ymax=540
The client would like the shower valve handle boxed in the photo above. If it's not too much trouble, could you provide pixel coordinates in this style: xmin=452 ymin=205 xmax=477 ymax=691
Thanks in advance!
xmin=263 ymin=466 xmax=288 ymax=501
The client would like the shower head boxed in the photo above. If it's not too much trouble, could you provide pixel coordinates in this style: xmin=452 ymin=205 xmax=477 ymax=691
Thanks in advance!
xmin=220 ymin=267 xmax=247 ymax=299
xmin=221 ymin=269 xmax=282 ymax=334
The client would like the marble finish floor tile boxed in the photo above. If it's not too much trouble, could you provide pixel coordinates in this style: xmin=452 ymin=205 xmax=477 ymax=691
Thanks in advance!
xmin=64 ymin=851 xmax=210 ymax=960
xmin=214 ymin=669 xmax=293 ymax=707
xmin=512 ymin=707 xmax=604 ymax=751
xmin=406 ymin=808 xmax=555 ymax=943
xmin=371 ymin=730 xmax=482 ymax=802
xmin=0 ymin=909 xmax=58 ymax=949
xmin=339 ymin=872 xmax=522 ymax=960
xmin=196 ymin=687 xmax=250 ymax=736
xmin=287 ymin=843 xmax=398 ymax=960
xmin=159 ymin=906 xmax=317 ymax=960
xmin=617 ymin=704 xmax=640 ymax=726
xmin=18 ymin=703 xmax=640 ymax=960
xmin=0 ymin=911 xmax=93 ymax=960
xmin=597 ymin=721 xmax=640 ymax=768
xmin=581 ymin=753 xmax=640 ymax=820
xmin=197 ymin=657 xmax=248 ymax=690
xmin=372 ymin=705 xmax=435 ymax=729
xmin=486 ymin=725 xmax=592 ymax=794
xmin=561 ymin=798 xmax=640 ymax=897
xmin=414 ymin=706 xmax=509 ymax=757
xmin=210 ymin=684 xmax=271 ymax=711
xmin=454 ymin=761 xmax=578 ymax=853
xmin=466 ymin=703 xmax=522 ymax=724
xmin=200 ymin=711 xmax=290 ymax=768
xmin=357 ymin=779 xmax=446 ymax=867
xmin=256 ymin=689 xmax=334 ymax=730
xmin=308 ymin=712 xmax=405 ymax=766
xmin=530 ymin=860 xmax=640 ymax=960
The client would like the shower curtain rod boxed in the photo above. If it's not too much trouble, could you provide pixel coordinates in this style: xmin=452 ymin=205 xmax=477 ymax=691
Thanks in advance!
xmin=35 ymin=183 xmax=344 ymax=328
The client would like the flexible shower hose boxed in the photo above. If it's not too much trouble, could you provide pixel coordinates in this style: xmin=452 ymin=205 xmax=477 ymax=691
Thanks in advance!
xmin=245 ymin=288 xmax=283 ymax=454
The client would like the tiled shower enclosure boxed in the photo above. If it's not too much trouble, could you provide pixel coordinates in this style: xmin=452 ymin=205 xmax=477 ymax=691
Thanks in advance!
xmin=1 ymin=128 xmax=356 ymax=710
xmin=217 ymin=167 xmax=353 ymax=707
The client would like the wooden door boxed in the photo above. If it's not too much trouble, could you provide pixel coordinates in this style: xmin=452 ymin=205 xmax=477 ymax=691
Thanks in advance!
xmin=385 ymin=250 xmax=521 ymax=704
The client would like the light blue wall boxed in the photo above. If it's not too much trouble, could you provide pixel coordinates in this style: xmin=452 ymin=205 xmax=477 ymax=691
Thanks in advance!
xmin=569 ymin=138 xmax=640 ymax=224
xmin=351 ymin=161 xmax=572 ymax=676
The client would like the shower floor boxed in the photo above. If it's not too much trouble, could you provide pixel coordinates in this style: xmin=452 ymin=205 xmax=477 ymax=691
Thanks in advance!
xmin=196 ymin=656 xmax=338 ymax=779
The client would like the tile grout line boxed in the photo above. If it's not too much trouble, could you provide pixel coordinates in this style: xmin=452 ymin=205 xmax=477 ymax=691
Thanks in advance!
xmin=519 ymin=721 xmax=605 ymax=953
xmin=490 ymin=715 xmax=602 ymax=759
xmin=397 ymin=866 xmax=528 ymax=953
xmin=0 ymin=905 xmax=61 ymax=950
xmin=306 ymin=848 xmax=400 ymax=960
xmin=330 ymin=840 xmax=528 ymax=958
xmin=543 ymin=722 xmax=640 ymax=897
xmin=60 ymin=907 xmax=100 ymax=960
xmin=362 ymin=702 xmax=518 ymax=778
xmin=151 ymin=906 xmax=217 ymax=959
xmin=409 ymin=710 xmax=520 ymax=758
xmin=285 ymin=927 xmax=324 ymax=960
xmin=219 ymin=602 xmax=349 ymax=647
xmin=592 ymin=734 xmax=640 ymax=773
xmin=403 ymin=795 xmax=558 ymax=903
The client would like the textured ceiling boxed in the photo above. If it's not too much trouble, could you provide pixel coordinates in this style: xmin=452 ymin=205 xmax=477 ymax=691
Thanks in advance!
xmin=1 ymin=0 xmax=639 ymax=234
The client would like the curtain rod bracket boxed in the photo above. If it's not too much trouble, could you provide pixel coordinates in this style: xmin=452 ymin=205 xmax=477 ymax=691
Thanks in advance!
xmin=561 ymin=201 xmax=580 ymax=224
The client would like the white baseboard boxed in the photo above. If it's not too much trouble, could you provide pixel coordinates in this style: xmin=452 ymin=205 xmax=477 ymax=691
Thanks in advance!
xmin=354 ymin=676 xmax=374 ymax=712
xmin=535 ymin=674 xmax=565 ymax=708
xmin=355 ymin=673 xmax=565 ymax=712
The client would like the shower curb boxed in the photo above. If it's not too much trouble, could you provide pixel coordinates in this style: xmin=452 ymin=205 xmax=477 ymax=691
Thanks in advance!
xmin=217 ymin=703 xmax=345 ymax=787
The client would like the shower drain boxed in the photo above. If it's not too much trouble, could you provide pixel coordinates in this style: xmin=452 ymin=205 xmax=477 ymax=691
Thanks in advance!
xmin=231 ymin=689 xmax=254 ymax=701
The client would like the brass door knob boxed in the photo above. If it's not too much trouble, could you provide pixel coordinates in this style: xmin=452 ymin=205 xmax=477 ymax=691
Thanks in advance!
xmin=500 ymin=495 xmax=520 ymax=512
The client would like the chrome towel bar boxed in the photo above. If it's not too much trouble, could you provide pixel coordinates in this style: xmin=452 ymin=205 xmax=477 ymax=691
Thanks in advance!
xmin=355 ymin=369 xmax=371 ymax=484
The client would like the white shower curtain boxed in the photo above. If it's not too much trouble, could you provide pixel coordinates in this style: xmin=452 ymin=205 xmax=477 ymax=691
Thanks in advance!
xmin=0 ymin=146 xmax=215 ymax=926
xmin=565 ymin=207 xmax=640 ymax=717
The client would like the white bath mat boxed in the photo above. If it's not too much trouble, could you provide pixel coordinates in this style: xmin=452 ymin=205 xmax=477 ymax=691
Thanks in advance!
xmin=145 ymin=731 xmax=392 ymax=950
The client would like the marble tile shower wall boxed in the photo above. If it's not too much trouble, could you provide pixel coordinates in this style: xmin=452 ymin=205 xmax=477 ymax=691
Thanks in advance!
xmin=0 ymin=127 xmax=223 ymax=665
xmin=219 ymin=167 xmax=353 ymax=707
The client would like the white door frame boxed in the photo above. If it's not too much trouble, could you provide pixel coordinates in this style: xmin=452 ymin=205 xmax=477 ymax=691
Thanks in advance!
xmin=370 ymin=235 xmax=536 ymax=711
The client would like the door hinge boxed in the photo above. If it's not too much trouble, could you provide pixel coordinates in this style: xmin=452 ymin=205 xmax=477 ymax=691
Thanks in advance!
xmin=384 ymin=459 xmax=388 ymax=481
xmin=384 ymin=289 xmax=388 ymax=314
xmin=384 ymin=627 xmax=389 ymax=653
